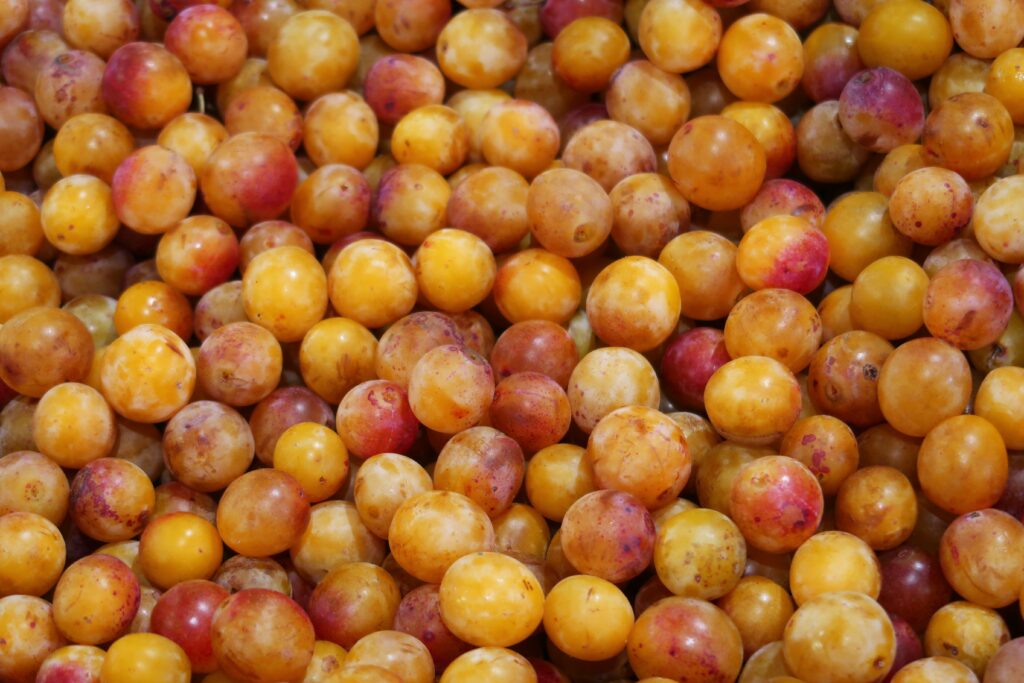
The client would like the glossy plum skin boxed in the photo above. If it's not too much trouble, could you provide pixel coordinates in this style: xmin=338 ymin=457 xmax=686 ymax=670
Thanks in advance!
xmin=660 ymin=327 xmax=731 ymax=412
xmin=838 ymin=67 xmax=925 ymax=153
xmin=730 ymin=456 xmax=825 ymax=554
xmin=560 ymin=490 xmax=656 ymax=584
xmin=150 ymin=580 xmax=230 ymax=673
xmin=878 ymin=545 xmax=953 ymax=633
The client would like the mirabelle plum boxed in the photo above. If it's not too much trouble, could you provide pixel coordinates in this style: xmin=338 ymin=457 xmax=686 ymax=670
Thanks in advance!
xmin=100 ymin=323 xmax=194 ymax=423
xmin=877 ymin=338 xmax=972 ymax=438
xmin=939 ymin=509 xmax=1024 ymax=610
xmin=33 ymin=50 xmax=107 ymax=130
xmin=717 ymin=13 xmax=803 ymax=103
xmin=835 ymin=466 xmax=917 ymax=551
xmin=780 ymin=414 xmax=859 ymax=495
xmin=923 ymin=92 xmax=1014 ymax=181
xmin=489 ymin=372 xmax=571 ymax=453
xmin=849 ymin=256 xmax=929 ymax=341
xmin=102 ymin=42 xmax=191 ymax=130
xmin=588 ymin=405 xmax=689 ymax=510
xmin=267 ymin=10 xmax=358 ymax=101
xmin=0 ymin=511 xmax=64 ymax=597
xmin=668 ymin=115 xmax=766 ymax=212
xmin=564 ymin=120 xmax=657 ymax=193
xmin=606 ymin=61 xmax=690 ymax=147
xmin=212 ymin=556 xmax=289 ymax=596
xmin=822 ymin=191 xmax=912 ymax=281
xmin=654 ymin=507 xmax=744 ymax=600
xmin=139 ymin=512 xmax=223 ymax=589
xmin=736 ymin=215 xmax=829 ymax=294
xmin=440 ymin=648 xmax=536 ymax=683
xmin=658 ymin=231 xmax=745 ymax=321
xmin=796 ymin=100 xmax=871 ymax=184
xmin=114 ymin=280 xmax=193 ymax=340
xmin=0 ymin=450 xmax=69 ymax=523
xmin=705 ymin=356 xmax=801 ymax=446
xmin=35 ymin=384 xmax=113 ymax=473
xmin=439 ymin=552 xmax=543 ymax=648
xmin=149 ymin=580 xmax=229 ymax=673
xmin=1 ymin=29 xmax=68 ymax=94
xmin=527 ymin=168 xmax=611 ymax=258
xmin=303 ymin=91 xmax=379 ymax=170
xmin=308 ymin=562 xmax=401 ymax=649
xmin=627 ymin=597 xmax=743 ymax=682
xmin=724 ymin=289 xmax=821 ymax=373
xmin=493 ymin=249 xmax=582 ymax=325
xmin=52 ymin=113 xmax=135 ymax=185
xmin=217 ymin=469 xmax=309 ymax=557
xmin=40 ymin=175 xmax=119 ymax=256
xmin=408 ymin=345 xmax=494 ymax=434
xmin=211 ymin=589 xmax=315 ymax=682
xmin=730 ymin=456 xmax=824 ymax=554
xmin=638 ymin=0 xmax=721 ymax=74
xmin=973 ymin=175 xmax=1024 ymax=264
xmin=888 ymin=167 xmax=973 ymax=247
xmin=543 ymin=576 xmax=633 ymax=662
xmin=567 ymin=346 xmax=660 ymax=433
xmin=560 ymin=490 xmax=655 ymax=583
xmin=890 ymin=657 xmax=979 ymax=683
xmin=158 ymin=113 xmax=229 ymax=177
xmin=201 ymin=132 xmax=298 ymax=228
xmin=0 ymin=84 xmax=44 ymax=171
xmin=789 ymin=531 xmax=881 ymax=606
xmin=480 ymin=99 xmax=561 ymax=179
xmin=242 ymin=245 xmax=327 ymax=343
xmin=53 ymin=554 xmax=140 ymax=645
xmin=783 ymin=592 xmax=895 ymax=683
xmin=36 ymin=645 xmax=106 ymax=683
xmin=389 ymin=491 xmax=495 ymax=583
xmin=155 ymin=215 xmax=239 ymax=296
xmin=918 ymin=415 xmax=1007 ymax=516
xmin=344 ymin=630 xmax=434 ymax=683
xmin=975 ymin=367 xmax=1024 ymax=450
xmin=0 ymin=595 xmax=66 ymax=683
xmin=272 ymin=422 xmax=348 ymax=503
xmin=717 ymin=577 xmax=794 ymax=659
xmin=949 ymin=0 xmax=1024 ymax=60
xmin=923 ymin=601 xmax=1009 ymax=677
xmin=101 ymin=633 xmax=190 ymax=683
xmin=290 ymin=501 xmax=386 ymax=584
xmin=0 ymin=192 xmax=44 ymax=258
xmin=374 ymin=0 xmax=450 ymax=52
xmin=858 ymin=0 xmax=952 ymax=81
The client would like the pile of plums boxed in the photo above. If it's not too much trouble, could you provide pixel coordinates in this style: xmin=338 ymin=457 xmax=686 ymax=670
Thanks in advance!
xmin=3 ymin=0 xmax=1024 ymax=681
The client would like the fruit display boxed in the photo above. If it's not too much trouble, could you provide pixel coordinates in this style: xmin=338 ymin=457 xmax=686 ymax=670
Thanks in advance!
xmin=3 ymin=0 xmax=1024 ymax=681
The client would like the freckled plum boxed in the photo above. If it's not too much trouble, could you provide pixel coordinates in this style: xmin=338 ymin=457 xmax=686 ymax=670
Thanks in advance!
xmin=336 ymin=380 xmax=419 ymax=459
xmin=560 ymin=490 xmax=655 ymax=583
xmin=923 ymin=260 xmax=1013 ymax=351
xmin=101 ymin=42 xmax=191 ymax=130
xmin=730 ymin=456 xmax=825 ymax=554
xmin=211 ymin=588 xmax=315 ymax=682
xmin=53 ymin=554 xmax=140 ymax=645
xmin=838 ymin=67 xmax=925 ymax=153
xmin=627 ymin=597 xmax=743 ymax=682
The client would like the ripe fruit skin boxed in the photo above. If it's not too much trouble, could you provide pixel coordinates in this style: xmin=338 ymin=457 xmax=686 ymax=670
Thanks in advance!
xmin=9 ymin=0 xmax=1024 ymax=678
xmin=211 ymin=589 xmax=316 ymax=682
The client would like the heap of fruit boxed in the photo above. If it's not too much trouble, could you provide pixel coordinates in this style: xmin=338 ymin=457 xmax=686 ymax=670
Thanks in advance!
xmin=3 ymin=0 xmax=1024 ymax=681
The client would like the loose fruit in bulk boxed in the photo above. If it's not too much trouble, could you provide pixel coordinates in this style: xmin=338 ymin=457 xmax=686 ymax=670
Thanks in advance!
xmin=5 ymin=0 xmax=1024 ymax=681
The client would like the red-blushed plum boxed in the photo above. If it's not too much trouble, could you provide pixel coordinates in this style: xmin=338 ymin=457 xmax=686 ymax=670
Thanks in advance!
xmin=211 ymin=588 xmax=315 ymax=682
xmin=877 ymin=545 xmax=953 ymax=633
xmin=150 ymin=580 xmax=230 ymax=673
